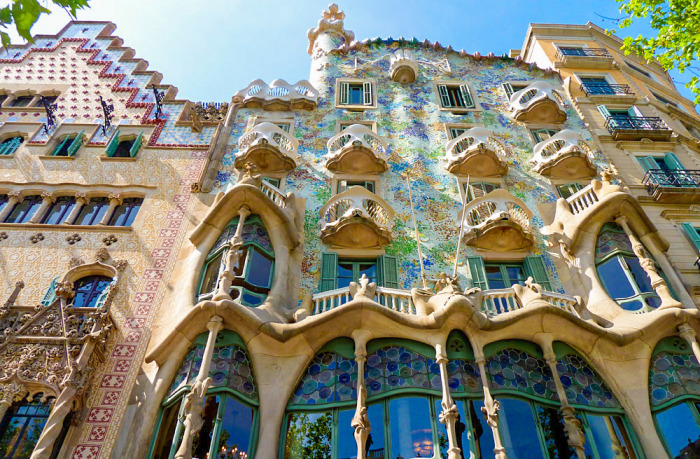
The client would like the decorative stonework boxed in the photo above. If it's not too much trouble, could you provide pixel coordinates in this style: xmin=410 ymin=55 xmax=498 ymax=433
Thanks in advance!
xmin=307 ymin=3 xmax=355 ymax=55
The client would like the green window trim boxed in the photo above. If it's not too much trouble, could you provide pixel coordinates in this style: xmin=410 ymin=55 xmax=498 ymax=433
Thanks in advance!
xmin=67 ymin=130 xmax=84 ymax=156
xmin=681 ymin=223 xmax=700 ymax=253
xmin=0 ymin=136 xmax=23 ymax=156
xmin=467 ymin=255 xmax=553 ymax=291
xmin=437 ymin=83 xmax=475 ymax=109
xmin=105 ymin=129 xmax=120 ymax=157
xmin=638 ymin=152 xmax=685 ymax=171
xmin=531 ymin=128 xmax=559 ymax=143
xmin=130 ymin=130 xmax=144 ymax=157
xmin=318 ymin=253 xmax=399 ymax=292
xmin=338 ymin=81 xmax=373 ymax=106
xmin=556 ymin=182 xmax=584 ymax=199
xmin=41 ymin=276 xmax=59 ymax=306
xmin=503 ymin=82 xmax=529 ymax=99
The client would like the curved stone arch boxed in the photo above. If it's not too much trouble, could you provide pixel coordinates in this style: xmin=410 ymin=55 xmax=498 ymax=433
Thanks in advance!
xmin=59 ymin=260 xmax=119 ymax=285
xmin=648 ymin=336 xmax=700 ymax=410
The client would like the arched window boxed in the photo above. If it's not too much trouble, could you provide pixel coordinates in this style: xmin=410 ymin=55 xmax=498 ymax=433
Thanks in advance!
xmin=0 ymin=393 xmax=69 ymax=458
xmin=150 ymin=331 xmax=258 ymax=459
xmin=198 ymin=215 xmax=274 ymax=307
xmin=595 ymin=223 xmax=662 ymax=312
xmin=649 ymin=336 xmax=700 ymax=457
xmin=0 ymin=135 xmax=24 ymax=156
xmin=72 ymin=275 xmax=113 ymax=308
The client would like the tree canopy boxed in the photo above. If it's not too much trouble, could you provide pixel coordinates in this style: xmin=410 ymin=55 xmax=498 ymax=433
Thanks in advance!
xmin=0 ymin=0 xmax=90 ymax=48
xmin=614 ymin=0 xmax=700 ymax=104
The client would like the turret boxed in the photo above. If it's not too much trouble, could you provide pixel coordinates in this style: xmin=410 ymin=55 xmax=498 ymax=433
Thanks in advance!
xmin=307 ymin=3 xmax=355 ymax=87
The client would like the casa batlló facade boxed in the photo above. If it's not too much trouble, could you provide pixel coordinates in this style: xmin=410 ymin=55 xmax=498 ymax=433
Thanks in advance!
xmin=0 ymin=4 xmax=699 ymax=459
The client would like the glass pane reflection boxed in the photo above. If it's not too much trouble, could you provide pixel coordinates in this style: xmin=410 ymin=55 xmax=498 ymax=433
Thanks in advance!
xmin=284 ymin=411 xmax=332 ymax=459
xmin=587 ymin=414 xmax=634 ymax=459
xmin=216 ymin=397 xmax=253 ymax=458
xmin=498 ymin=398 xmax=545 ymax=459
xmin=192 ymin=395 xmax=219 ymax=459
xmin=597 ymin=258 xmax=636 ymax=299
xmin=434 ymin=399 xmax=470 ymax=458
xmin=656 ymin=404 xmax=700 ymax=458
xmin=471 ymin=400 xmax=495 ymax=459
xmin=389 ymin=397 xmax=434 ymax=459
xmin=534 ymin=405 xmax=575 ymax=459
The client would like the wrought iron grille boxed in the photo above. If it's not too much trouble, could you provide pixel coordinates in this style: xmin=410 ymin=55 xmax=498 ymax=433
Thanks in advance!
xmin=642 ymin=169 xmax=700 ymax=195
xmin=604 ymin=115 xmax=668 ymax=133
xmin=556 ymin=47 xmax=612 ymax=60
xmin=581 ymin=83 xmax=634 ymax=96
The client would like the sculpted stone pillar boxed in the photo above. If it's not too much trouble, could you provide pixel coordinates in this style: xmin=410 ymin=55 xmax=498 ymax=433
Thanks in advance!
xmin=0 ymin=381 xmax=26 ymax=423
xmin=640 ymin=232 xmax=697 ymax=309
xmin=474 ymin=348 xmax=507 ymax=459
xmin=615 ymin=216 xmax=682 ymax=309
xmin=98 ymin=193 xmax=123 ymax=225
xmin=679 ymin=324 xmax=700 ymax=363
xmin=435 ymin=343 xmax=462 ymax=459
xmin=351 ymin=338 xmax=370 ymax=459
xmin=63 ymin=193 xmax=88 ymax=225
xmin=212 ymin=206 xmax=250 ymax=301
xmin=540 ymin=341 xmax=586 ymax=459
xmin=28 ymin=192 xmax=55 ymax=223
xmin=0 ymin=191 xmax=23 ymax=222
xmin=173 ymin=315 xmax=223 ymax=459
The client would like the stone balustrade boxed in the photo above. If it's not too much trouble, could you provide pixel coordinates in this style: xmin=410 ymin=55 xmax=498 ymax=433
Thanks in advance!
xmin=482 ymin=287 xmax=581 ymax=317
xmin=312 ymin=286 xmax=416 ymax=315
xmin=565 ymin=183 xmax=600 ymax=215
xmin=325 ymin=124 xmax=389 ymax=173
xmin=532 ymin=129 xmax=597 ymax=178
xmin=445 ymin=127 xmax=508 ymax=176
xmin=235 ymin=122 xmax=300 ymax=172
xmin=509 ymin=81 xmax=567 ymax=123
xmin=233 ymin=78 xmax=319 ymax=110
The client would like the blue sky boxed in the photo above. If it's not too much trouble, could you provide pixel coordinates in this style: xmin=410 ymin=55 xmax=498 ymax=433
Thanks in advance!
xmin=9 ymin=0 xmax=697 ymax=104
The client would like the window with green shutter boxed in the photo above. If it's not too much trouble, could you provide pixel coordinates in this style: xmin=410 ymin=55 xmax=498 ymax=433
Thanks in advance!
xmin=338 ymin=81 xmax=373 ymax=106
xmin=66 ymin=130 xmax=84 ymax=156
xmin=319 ymin=254 xmax=399 ymax=292
xmin=556 ymin=183 xmax=584 ymax=199
xmin=466 ymin=256 xmax=487 ymax=290
xmin=319 ymin=252 xmax=338 ymax=292
xmin=681 ymin=223 xmax=700 ymax=253
xmin=437 ymin=84 xmax=475 ymax=109
xmin=107 ymin=130 xmax=144 ymax=158
xmin=503 ymin=83 xmax=529 ymax=99
xmin=41 ymin=276 xmax=59 ymax=306
xmin=467 ymin=256 xmax=553 ymax=291
xmin=523 ymin=255 xmax=553 ymax=291
xmin=377 ymin=255 xmax=399 ymax=288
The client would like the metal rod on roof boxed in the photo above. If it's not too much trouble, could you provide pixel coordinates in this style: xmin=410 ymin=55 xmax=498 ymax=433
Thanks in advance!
xmin=405 ymin=172 xmax=428 ymax=290
xmin=453 ymin=175 xmax=470 ymax=278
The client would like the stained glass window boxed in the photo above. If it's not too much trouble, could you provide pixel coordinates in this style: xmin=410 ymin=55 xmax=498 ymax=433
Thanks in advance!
xmin=288 ymin=351 xmax=357 ymax=406
xmin=486 ymin=348 xmax=559 ymax=402
xmin=365 ymin=345 xmax=442 ymax=397
xmin=650 ymin=340 xmax=700 ymax=407
xmin=556 ymin=354 xmax=619 ymax=409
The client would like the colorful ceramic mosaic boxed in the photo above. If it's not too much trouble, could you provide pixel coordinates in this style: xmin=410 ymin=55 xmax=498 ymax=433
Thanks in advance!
xmin=486 ymin=348 xmax=559 ymax=401
xmin=650 ymin=351 xmax=700 ymax=407
xmin=446 ymin=359 xmax=483 ymax=394
xmin=169 ymin=342 xmax=258 ymax=402
xmin=556 ymin=354 xmax=618 ymax=409
xmin=595 ymin=225 xmax=632 ymax=261
xmin=365 ymin=346 xmax=441 ymax=397
xmin=289 ymin=351 xmax=357 ymax=405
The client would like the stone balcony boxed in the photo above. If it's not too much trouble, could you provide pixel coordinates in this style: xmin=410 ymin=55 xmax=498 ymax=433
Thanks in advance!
xmin=389 ymin=49 xmax=418 ymax=83
xmin=532 ymin=130 xmax=597 ymax=179
xmin=234 ymin=122 xmax=300 ymax=173
xmin=460 ymin=189 xmax=534 ymax=251
xmin=233 ymin=78 xmax=319 ymax=111
xmin=319 ymin=186 xmax=395 ymax=248
xmin=509 ymin=81 xmax=567 ymax=124
xmin=445 ymin=127 xmax=508 ymax=176
xmin=642 ymin=169 xmax=700 ymax=204
xmin=325 ymin=124 xmax=389 ymax=174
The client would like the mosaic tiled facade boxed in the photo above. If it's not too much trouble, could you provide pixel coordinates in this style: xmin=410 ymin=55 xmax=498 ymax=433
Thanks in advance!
xmin=1 ymin=5 xmax=700 ymax=459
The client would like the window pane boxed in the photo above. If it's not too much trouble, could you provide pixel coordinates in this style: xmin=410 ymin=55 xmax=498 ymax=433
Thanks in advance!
xmin=0 ymin=397 xmax=52 ymax=459
xmin=389 ymin=397 xmax=434 ymax=459
xmin=656 ymin=404 xmax=700 ymax=458
xmin=284 ymin=411 xmax=332 ymax=459
xmin=358 ymin=263 xmax=377 ymax=283
xmin=623 ymin=257 xmax=654 ymax=293
xmin=506 ymin=266 xmax=526 ymax=286
xmin=485 ymin=266 xmax=506 ymax=289
xmin=534 ymin=405 xmax=575 ymax=459
xmin=200 ymin=252 xmax=223 ymax=295
xmin=597 ymin=258 xmax=636 ymax=299
xmin=349 ymin=84 xmax=363 ymax=105
xmin=152 ymin=402 xmax=181 ymax=459
xmin=5 ymin=196 xmax=41 ymax=223
xmin=471 ymin=400 xmax=496 ymax=459
xmin=191 ymin=395 xmax=219 ymax=458
xmin=246 ymin=249 xmax=272 ymax=288
xmin=75 ymin=198 xmax=109 ymax=225
xmin=73 ymin=276 xmax=112 ymax=308
xmin=498 ymin=398 xmax=546 ymax=459
xmin=42 ymin=197 xmax=75 ymax=225
xmin=110 ymin=198 xmax=142 ymax=227
xmin=434 ymin=398 xmax=470 ymax=459
xmin=215 ymin=396 xmax=254 ymax=458
xmin=113 ymin=140 xmax=134 ymax=158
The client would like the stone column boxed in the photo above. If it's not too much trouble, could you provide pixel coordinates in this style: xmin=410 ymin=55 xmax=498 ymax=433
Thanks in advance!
xmin=475 ymin=351 xmax=507 ymax=459
xmin=679 ymin=324 xmax=700 ymax=363
xmin=0 ymin=381 xmax=26 ymax=423
xmin=174 ymin=315 xmax=223 ymax=459
xmin=98 ymin=193 xmax=122 ymax=225
xmin=28 ymin=192 xmax=55 ymax=224
xmin=351 ymin=339 xmax=370 ymax=459
xmin=0 ymin=191 xmax=23 ymax=222
xmin=615 ymin=216 xmax=682 ymax=309
xmin=63 ymin=193 xmax=88 ymax=225
xmin=640 ymin=233 xmax=696 ymax=309
xmin=540 ymin=341 xmax=586 ymax=459
xmin=212 ymin=206 xmax=250 ymax=301
xmin=435 ymin=343 xmax=462 ymax=459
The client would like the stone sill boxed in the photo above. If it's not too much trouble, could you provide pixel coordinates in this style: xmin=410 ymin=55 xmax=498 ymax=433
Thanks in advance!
xmin=0 ymin=223 xmax=133 ymax=232
xmin=39 ymin=155 xmax=75 ymax=160
xmin=99 ymin=156 xmax=138 ymax=162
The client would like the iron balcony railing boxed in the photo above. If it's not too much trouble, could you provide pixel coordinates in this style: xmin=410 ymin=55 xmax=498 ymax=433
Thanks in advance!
xmin=556 ymin=47 xmax=612 ymax=60
xmin=642 ymin=169 xmax=700 ymax=195
xmin=604 ymin=115 xmax=668 ymax=133
xmin=581 ymin=83 xmax=634 ymax=97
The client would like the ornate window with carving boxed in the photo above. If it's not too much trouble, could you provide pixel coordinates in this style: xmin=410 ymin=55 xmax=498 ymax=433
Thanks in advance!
xmin=197 ymin=215 xmax=274 ymax=307
xmin=109 ymin=197 xmax=143 ymax=226
xmin=74 ymin=197 xmax=110 ymax=226
xmin=71 ymin=275 xmax=113 ymax=308
xmin=595 ymin=223 xmax=663 ymax=312
xmin=149 ymin=331 xmax=258 ymax=459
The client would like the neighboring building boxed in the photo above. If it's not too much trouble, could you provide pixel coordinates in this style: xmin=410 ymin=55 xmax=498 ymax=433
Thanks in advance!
xmin=0 ymin=6 xmax=699 ymax=459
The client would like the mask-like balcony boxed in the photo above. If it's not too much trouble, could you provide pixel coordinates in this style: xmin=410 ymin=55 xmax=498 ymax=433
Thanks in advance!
xmin=389 ymin=49 xmax=418 ymax=84
xmin=234 ymin=122 xmax=300 ymax=173
xmin=233 ymin=78 xmax=319 ymax=111
xmin=460 ymin=189 xmax=534 ymax=251
xmin=532 ymin=130 xmax=597 ymax=179
xmin=603 ymin=115 xmax=672 ymax=141
xmin=509 ymin=81 xmax=567 ymax=124
xmin=319 ymin=186 xmax=395 ymax=248
xmin=554 ymin=47 xmax=614 ymax=69
xmin=642 ymin=169 xmax=700 ymax=204
xmin=445 ymin=127 xmax=508 ymax=176
xmin=325 ymin=124 xmax=389 ymax=174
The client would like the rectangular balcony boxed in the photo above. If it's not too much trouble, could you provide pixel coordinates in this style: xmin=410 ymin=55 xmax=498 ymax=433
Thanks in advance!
xmin=581 ymin=83 xmax=634 ymax=97
xmin=555 ymin=47 xmax=614 ymax=69
xmin=603 ymin=115 xmax=672 ymax=141
xmin=642 ymin=169 xmax=700 ymax=203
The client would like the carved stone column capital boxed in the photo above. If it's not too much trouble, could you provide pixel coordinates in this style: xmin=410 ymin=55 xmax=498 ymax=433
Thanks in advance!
xmin=55 ymin=281 xmax=75 ymax=299
xmin=107 ymin=193 xmax=123 ymax=206
xmin=7 ymin=191 xmax=23 ymax=203
xmin=74 ymin=192 xmax=89 ymax=205
xmin=40 ymin=191 xmax=56 ymax=203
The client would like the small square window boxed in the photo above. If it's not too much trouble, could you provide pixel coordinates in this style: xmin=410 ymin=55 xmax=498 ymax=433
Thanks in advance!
xmin=556 ymin=183 xmax=584 ymax=199
xmin=448 ymin=127 xmax=468 ymax=139
xmin=337 ymin=80 xmax=374 ymax=108
xmin=9 ymin=95 xmax=35 ymax=107
xmin=437 ymin=83 xmax=475 ymax=109
xmin=503 ymin=83 xmax=529 ymax=99
xmin=531 ymin=128 xmax=559 ymax=143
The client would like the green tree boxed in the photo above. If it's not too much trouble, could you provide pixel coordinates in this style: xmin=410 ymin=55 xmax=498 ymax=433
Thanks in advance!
xmin=0 ymin=0 xmax=91 ymax=48
xmin=613 ymin=0 xmax=700 ymax=103
xmin=284 ymin=412 xmax=333 ymax=459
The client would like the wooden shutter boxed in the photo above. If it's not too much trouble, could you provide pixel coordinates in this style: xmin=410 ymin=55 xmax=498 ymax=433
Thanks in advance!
xmin=339 ymin=82 xmax=349 ymax=105
xmin=105 ymin=129 xmax=120 ymax=157
xmin=362 ymin=81 xmax=373 ymax=106
xmin=129 ymin=131 xmax=144 ymax=157
xmin=681 ymin=223 xmax=700 ymax=253
xmin=67 ymin=130 xmax=84 ymax=156
xmin=628 ymin=106 xmax=644 ymax=118
xmin=438 ymin=85 xmax=451 ymax=107
xmin=466 ymin=256 xmax=488 ymax=290
xmin=94 ymin=279 xmax=117 ymax=308
xmin=638 ymin=156 xmax=659 ymax=172
xmin=53 ymin=135 xmax=71 ymax=156
xmin=523 ymin=255 xmax=553 ymax=291
xmin=377 ymin=255 xmax=399 ymax=288
xmin=503 ymin=83 xmax=514 ymax=99
xmin=663 ymin=152 xmax=684 ymax=170
xmin=459 ymin=85 xmax=474 ymax=108
xmin=597 ymin=105 xmax=611 ymax=118
xmin=41 ymin=276 xmax=59 ymax=306
xmin=318 ymin=252 xmax=338 ymax=292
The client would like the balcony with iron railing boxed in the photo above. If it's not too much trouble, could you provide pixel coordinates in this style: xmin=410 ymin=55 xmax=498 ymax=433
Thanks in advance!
xmin=445 ymin=127 xmax=508 ymax=176
xmin=531 ymin=130 xmax=597 ymax=179
xmin=603 ymin=115 xmax=672 ymax=141
xmin=642 ymin=169 xmax=700 ymax=203
xmin=555 ymin=47 xmax=614 ymax=69
xmin=234 ymin=122 xmax=300 ymax=173
xmin=580 ymin=83 xmax=634 ymax=97
xmin=509 ymin=81 xmax=567 ymax=124
xmin=319 ymin=186 xmax=395 ymax=248
xmin=460 ymin=189 xmax=534 ymax=252
xmin=325 ymin=124 xmax=389 ymax=174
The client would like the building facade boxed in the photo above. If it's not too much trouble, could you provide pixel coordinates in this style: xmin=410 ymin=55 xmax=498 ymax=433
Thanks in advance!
xmin=0 ymin=5 xmax=699 ymax=459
